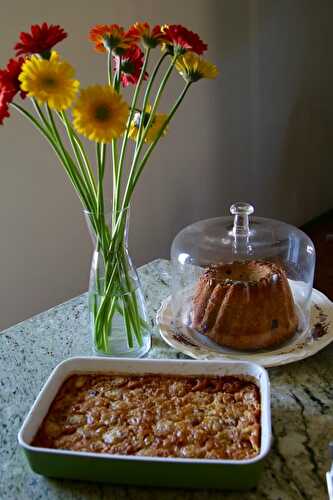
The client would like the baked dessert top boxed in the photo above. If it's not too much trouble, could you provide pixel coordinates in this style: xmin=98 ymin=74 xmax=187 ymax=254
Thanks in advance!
xmin=32 ymin=373 xmax=261 ymax=460
xmin=198 ymin=260 xmax=285 ymax=287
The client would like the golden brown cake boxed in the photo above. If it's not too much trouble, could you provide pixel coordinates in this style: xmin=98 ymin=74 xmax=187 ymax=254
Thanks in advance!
xmin=192 ymin=260 xmax=298 ymax=350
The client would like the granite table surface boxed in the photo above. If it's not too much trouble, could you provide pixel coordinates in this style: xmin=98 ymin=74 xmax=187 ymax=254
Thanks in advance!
xmin=1 ymin=259 xmax=332 ymax=500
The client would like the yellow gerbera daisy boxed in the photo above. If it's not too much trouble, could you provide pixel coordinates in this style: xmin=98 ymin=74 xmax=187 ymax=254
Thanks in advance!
xmin=72 ymin=85 xmax=129 ymax=143
xmin=19 ymin=51 xmax=79 ymax=110
xmin=175 ymin=52 xmax=218 ymax=83
xmin=129 ymin=104 xmax=168 ymax=144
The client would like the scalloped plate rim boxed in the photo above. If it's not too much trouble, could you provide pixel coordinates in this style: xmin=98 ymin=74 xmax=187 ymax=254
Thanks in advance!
xmin=156 ymin=288 xmax=333 ymax=367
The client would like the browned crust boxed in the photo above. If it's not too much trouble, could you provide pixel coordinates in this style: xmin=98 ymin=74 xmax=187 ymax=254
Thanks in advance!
xmin=32 ymin=373 xmax=261 ymax=460
xmin=192 ymin=260 xmax=298 ymax=350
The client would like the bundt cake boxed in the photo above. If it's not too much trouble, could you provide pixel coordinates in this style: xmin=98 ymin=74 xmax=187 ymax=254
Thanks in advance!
xmin=191 ymin=260 xmax=298 ymax=350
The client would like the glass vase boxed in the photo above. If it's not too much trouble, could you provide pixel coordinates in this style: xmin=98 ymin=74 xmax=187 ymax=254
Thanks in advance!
xmin=84 ymin=207 xmax=151 ymax=357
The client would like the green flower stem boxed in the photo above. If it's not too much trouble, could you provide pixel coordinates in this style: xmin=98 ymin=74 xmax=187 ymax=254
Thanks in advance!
xmin=122 ymin=303 xmax=137 ymax=348
xmin=109 ymin=54 xmax=121 ymax=226
xmin=46 ymin=106 xmax=92 ymax=210
xmin=136 ymin=52 xmax=168 ymax=147
xmin=103 ymin=296 xmax=117 ymax=350
xmin=120 ymin=250 xmax=142 ymax=345
xmin=96 ymin=143 xmax=106 ymax=215
xmin=119 ymin=54 xmax=178 ymax=228
xmin=122 ymin=297 xmax=134 ymax=348
xmin=32 ymin=99 xmax=52 ymax=133
xmin=104 ymin=56 xmax=181 ymax=256
xmin=95 ymin=84 xmax=192 ymax=335
xmin=112 ymin=299 xmax=149 ymax=332
xmin=113 ymin=55 xmax=121 ymax=92
xmin=96 ymin=143 xmax=108 ymax=252
xmin=115 ymin=48 xmax=150 ymax=215
xmin=106 ymin=214 xmax=127 ymax=263
xmin=11 ymin=102 xmax=53 ymax=140
xmin=131 ymin=54 xmax=178 ymax=168
xmin=103 ymin=46 xmax=151 ymax=251
xmin=11 ymin=102 xmax=89 ymax=209
xmin=102 ymin=314 xmax=109 ymax=352
xmin=107 ymin=49 xmax=112 ymax=86
xmin=72 ymin=134 xmax=97 ymax=190
xmin=127 ymin=82 xmax=192 ymax=203
xmin=59 ymin=112 xmax=97 ymax=211
xmin=116 ymin=261 xmax=135 ymax=348
xmin=94 ymin=262 xmax=118 ymax=334
xmin=92 ymin=247 xmax=144 ymax=352
xmin=59 ymin=112 xmax=97 ymax=198
xmin=111 ymin=139 xmax=118 ymax=227
xmin=48 ymin=109 xmax=101 ymax=245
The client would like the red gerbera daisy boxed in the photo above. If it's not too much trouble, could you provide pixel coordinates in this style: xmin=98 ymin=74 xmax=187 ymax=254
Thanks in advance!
xmin=14 ymin=23 xmax=67 ymax=58
xmin=0 ymin=88 xmax=11 ymax=125
xmin=127 ymin=22 xmax=166 ymax=49
xmin=114 ymin=45 xmax=148 ymax=87
xmin=0 ymin=57 xmax=27 ymax=100
xmin=162 ymin=24 xmax=207 ymax=55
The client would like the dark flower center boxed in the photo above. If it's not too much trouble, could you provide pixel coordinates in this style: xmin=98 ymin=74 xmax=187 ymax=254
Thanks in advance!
xmin=121 ymin=60 xmax=135 ymax=75
xmin=42 ymin=76 xmax=57 ymax=87
xmin=41 ymin=50 xmax=51 ymax=60
xmin=95 ymin=104 xmax=110 ymax=121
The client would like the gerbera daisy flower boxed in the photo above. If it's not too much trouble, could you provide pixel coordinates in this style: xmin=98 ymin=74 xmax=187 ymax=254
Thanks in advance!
xmin=127 ymin=22 xmax=166 ymax=49
xmin=15 ymin=23 xmax=67 ymax=59
xmin=89 ymin=24 xmax=139 ymax=55
xmin=72 ymin=85 xmax=129 ymax=143
xmin=0 ymin=88 xmax=10 ymax=125
xmin=113 ymin=45 xmax=148 ymax=87
xmin=129 ymin=104 xmax=168 ymax=144
xmin=161 ymin=25 xmax=207 ymax=55
xmin=19 ymin=51 xmax=79 ymax=111
xmin=176 ymin=52 xmax=218 ymax=82
xmin=0 ymin=57 xmax=27 ymax=125
xmin=0 ymin=57 xmax=27 ymax=100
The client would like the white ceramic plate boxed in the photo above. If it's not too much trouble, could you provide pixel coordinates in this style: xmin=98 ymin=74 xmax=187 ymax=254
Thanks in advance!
xmin=157 ymin=287 xmax=333 ymax=367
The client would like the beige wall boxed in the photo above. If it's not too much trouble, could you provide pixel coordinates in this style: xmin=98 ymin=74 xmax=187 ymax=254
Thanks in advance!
xmin=0 ymin=0 xmax=332 ymax=329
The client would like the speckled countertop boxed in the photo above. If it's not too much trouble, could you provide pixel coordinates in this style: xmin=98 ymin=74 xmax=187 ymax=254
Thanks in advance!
xmin=1 ymin=259 xmax=332 ymax=500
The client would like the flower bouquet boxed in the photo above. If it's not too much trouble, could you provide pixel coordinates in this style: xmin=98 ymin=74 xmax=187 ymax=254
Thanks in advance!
xmin=0 ymin=22 xmax=218 ymax=356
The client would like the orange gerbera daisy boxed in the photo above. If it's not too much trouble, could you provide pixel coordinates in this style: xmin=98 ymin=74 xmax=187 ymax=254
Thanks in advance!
xmin=127 ymin=22 xmax=166 ymax=48
xmin=89 ymin=24 xmax=139 ymax=54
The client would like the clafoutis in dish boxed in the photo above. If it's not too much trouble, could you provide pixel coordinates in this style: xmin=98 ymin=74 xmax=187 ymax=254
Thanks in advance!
xmin=33 ymin=373 xmax=261 ymax=460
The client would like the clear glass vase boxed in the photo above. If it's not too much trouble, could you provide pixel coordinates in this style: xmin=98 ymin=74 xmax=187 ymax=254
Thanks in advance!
xmin=84 ymin=207 xmax=151 ymax=357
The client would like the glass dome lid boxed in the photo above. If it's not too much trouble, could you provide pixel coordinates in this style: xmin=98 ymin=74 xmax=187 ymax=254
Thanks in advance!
xmin=171 ymin=202 xmax=316 ymax=352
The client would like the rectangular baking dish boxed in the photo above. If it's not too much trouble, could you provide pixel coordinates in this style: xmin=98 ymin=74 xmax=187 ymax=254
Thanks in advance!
xmin=18 ymin=357 xmax=271 ymax=490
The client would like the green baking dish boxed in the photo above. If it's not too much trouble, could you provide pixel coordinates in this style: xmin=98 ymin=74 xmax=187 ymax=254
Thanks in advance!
xmin=18 ymin=357 xmax=271 ymax=490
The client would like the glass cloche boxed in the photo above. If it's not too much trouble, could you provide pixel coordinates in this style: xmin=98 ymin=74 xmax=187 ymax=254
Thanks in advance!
xmin=171 ymin=202 xmax=315 ymax=351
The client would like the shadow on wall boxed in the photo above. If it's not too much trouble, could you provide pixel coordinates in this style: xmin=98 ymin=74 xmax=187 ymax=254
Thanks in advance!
xmin=239 ymin=0 xmax=333 ymax=224
xmin=167 ymin=0 xmax=259 ymax=226
xmin=278 ymin=93 xmax=333 ymax=224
